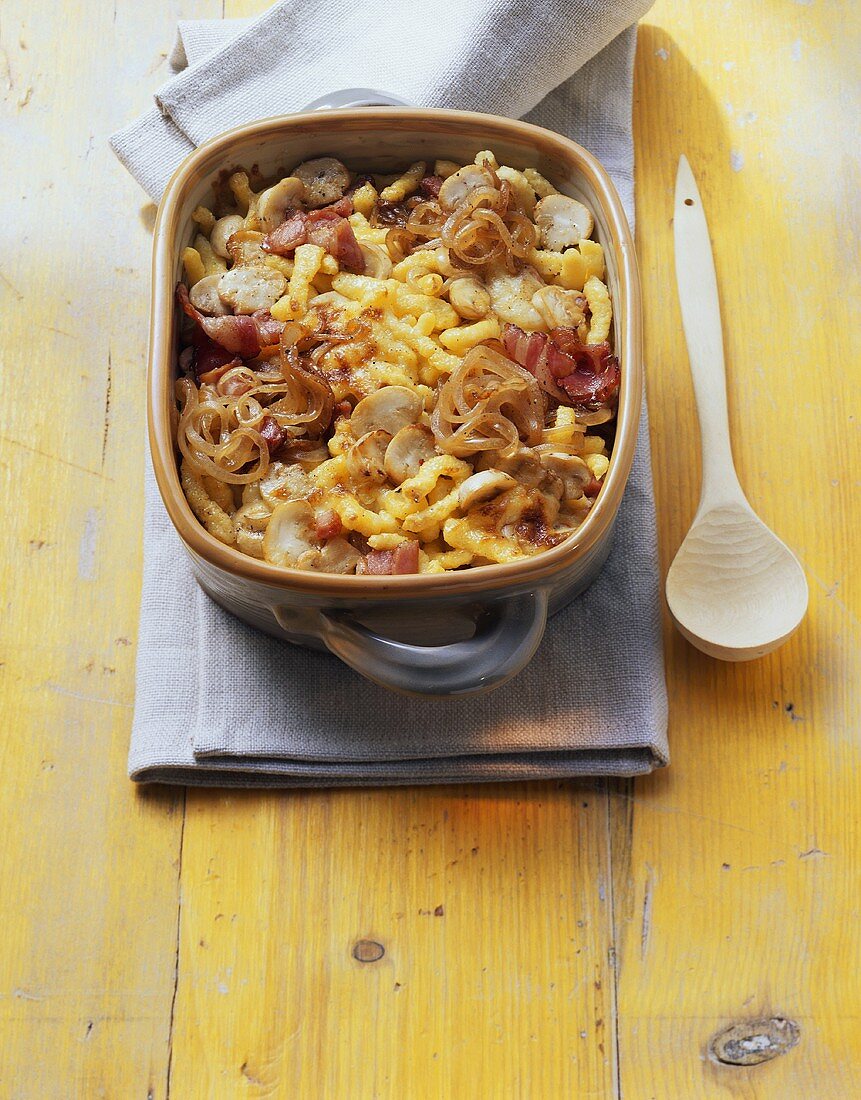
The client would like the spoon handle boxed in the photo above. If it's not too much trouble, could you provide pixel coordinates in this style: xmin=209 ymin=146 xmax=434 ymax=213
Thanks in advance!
xmin=674 ymin=156 xmax=745 ymax=512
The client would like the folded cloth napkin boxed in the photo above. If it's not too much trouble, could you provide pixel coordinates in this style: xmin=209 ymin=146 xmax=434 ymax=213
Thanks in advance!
xmin=114 ymin=0 xmax=669 ymax=786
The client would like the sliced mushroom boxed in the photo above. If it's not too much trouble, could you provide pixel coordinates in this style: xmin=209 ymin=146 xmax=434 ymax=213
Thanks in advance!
xmin=218 ymin=264 xmax=287 ymax=314
xmin=534 ymin=194 xmax=594 ymax=252
xmin=210 ymin=214 xmax=245 ymax=259
xmin=259 ymin=461 xmax=313 ymax=508
xmin=256 ymin=176 xmax=307 ymax=233
xmin=448 ymin=277 xmax=491 ymax=320
xmin=350 ymin=386 xmax=423 ymax=438
xmin=532 ymin=286 xmax=587 ymax=330
xmin=233 ymin=500 xmax=271 ymax=559
xmin=384 ymin=424 xmax=436 ymax=484
xmin=457 ymin=470 xmax=518 ymax=511
xmin=301 ymin=537 xmax=362 ymax=574
xmin=485 ymin=264 xmax=546 ymax=329
xmin=189 ymin=273 xmax=230 ymax=316
xmin=241 ymin=480 xmax=263 ymax=504
xmin=438 ymin=164 xmax=493 ymax=211
xmin=292 ymin=157 xmax=350 ymax=207
xmin=262 ymin=500 xmax=319 ymax=566
xmin=539 ymin=452 xmax=592 ymax=501
xmin=476 ymin=446 xmax=544 ymax=488
xmin=358 ymin=242 xmax=393 ymax=280
xmin=226 ymin=229 xmax=268 ymax=266
xmin=346 ymin=429 xmax=392 ymax=484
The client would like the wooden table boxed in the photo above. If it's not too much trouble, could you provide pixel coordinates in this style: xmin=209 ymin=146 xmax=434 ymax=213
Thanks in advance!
xmin=1 ymin=2 xmax=858 ymax=1096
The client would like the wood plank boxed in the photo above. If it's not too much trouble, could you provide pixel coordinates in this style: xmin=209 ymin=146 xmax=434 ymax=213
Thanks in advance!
xmin=0 ymin=2 xmax=220 ymax=1094
xmin=614 ymin=4 xmax=861 ymax=1096
xmin=170 ymin=783 xmax=618 ymax=1097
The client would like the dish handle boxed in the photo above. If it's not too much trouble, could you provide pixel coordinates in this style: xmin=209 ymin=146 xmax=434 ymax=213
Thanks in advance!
xmin=306 ymin=591 xmax=549 ymax=697
xmin=301 ymin=90 xmax=410 ymax=111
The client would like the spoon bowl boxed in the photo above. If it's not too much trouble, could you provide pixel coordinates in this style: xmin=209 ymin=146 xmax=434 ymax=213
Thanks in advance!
xmin=668 ymin=155 xmax=808 ymax=660
xmin=666 ymin=500 xmax=808 ymax=661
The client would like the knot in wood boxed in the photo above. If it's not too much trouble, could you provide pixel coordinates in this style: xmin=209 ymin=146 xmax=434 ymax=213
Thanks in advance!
xmin=709 ymin=1017 xmax=800 ymax=1066
xmin=352 ymin=939 xmax=385 ymax=963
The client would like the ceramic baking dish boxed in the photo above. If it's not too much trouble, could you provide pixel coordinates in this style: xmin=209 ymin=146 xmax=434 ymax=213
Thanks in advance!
xmin=148 ymin=107 xmax=643 ymax=696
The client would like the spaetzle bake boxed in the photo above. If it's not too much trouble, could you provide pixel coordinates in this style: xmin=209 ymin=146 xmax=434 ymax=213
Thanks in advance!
xmin=174 ymin=150 xmax=620 ymax=576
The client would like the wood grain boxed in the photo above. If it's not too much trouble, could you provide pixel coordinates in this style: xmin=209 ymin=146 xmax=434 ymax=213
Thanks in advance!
xmin=0 ymin=0 xmax=857 ymax=1097
xmin=170 ymin=785 xmax=616 ymax=1096
xmin=618 ymin=5 xmax=861 ymax=1096
xmin=0 ymin=2 xmax=218 ymax=1096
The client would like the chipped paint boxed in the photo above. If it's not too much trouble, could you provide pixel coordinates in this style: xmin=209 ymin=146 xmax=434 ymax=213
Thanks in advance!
xmin=790 ymin=38 xmax=803 ymax=61
xmin=655 ymin=47 xmax=669 ymax=61
xmin=730 ymin=149 xmax=745 ymax=172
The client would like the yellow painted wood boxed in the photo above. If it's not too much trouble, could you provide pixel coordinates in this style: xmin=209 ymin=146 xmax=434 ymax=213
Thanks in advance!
xmin=617 ymin=4 xmax=861 ymax=1097
xmin=170 ymin=785 xmax=616 ymax=1096
xmin=0 ymin=2 xmax=219 ymax=1096
xmin=0 ymin=1 xmax=858 ymax=1097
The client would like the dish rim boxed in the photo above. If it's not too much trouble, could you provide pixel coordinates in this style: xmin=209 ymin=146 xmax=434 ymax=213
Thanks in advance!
xmin=148 ymin=107 xmax=643 ymax=598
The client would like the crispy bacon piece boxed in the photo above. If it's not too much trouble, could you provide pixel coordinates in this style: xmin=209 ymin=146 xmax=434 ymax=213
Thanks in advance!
xmin=318 ymin=196 xmax=353 ymax=219
xmin=259 ymin=415 xmax=289 ymax=455
xmin=392 ymin=540 xmax=420 ymax=574
xmin=357 ymin=540 xmax=420 ymax=576
xmin=252 ymin=309 xmax=284 ymax=347
xmin=500 ymin=323 xmax=620 ymax=409
xmin=418 ymin=174 xmax=444 ymax=199
xmin=198 ymin=360 xmax=239 ymax=386
xmin=261 ymin=196 xmax=364 ymax=272
xmin=314 ymin=508 xmax=343 ymax=542
xmin=374 ymin=201 xmax=411 ymax=228
xmin=316 ymin=217 xmax=364 ymax=273
xmin=264 ymin=211 xmax=307 ymax=253
xmin=584 ymin=477 xmax=603 ymax=498
xmin=192 ymin=328 xmax=241 ymax=383
xmin=501 ymin=324 xmax=546 ymax=374
xmin=176 ymin=284 xmax=283 ymax=358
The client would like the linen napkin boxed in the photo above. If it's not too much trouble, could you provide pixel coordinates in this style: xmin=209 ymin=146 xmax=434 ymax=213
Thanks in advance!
xmin=114 ymin=0 xmax=669 ymax=786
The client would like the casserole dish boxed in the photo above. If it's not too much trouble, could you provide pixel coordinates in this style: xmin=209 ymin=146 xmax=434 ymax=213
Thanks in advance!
xmin=149 ymin=108 xmax=642 ymax=696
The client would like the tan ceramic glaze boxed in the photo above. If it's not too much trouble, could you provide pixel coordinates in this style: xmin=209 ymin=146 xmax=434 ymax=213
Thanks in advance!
xmin=148 ymin=109 xmax=643 ymax=695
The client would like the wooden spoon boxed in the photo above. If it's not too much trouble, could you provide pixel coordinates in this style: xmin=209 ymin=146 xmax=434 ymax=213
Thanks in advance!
xmin=665 ymin=156 xmax=808 ymax=661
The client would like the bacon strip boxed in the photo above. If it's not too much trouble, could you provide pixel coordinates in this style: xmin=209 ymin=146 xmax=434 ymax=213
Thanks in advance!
xmin=501 ymin=323 xmax=620 ymax=409
xmin=190 ymin=327 xmax=240 ymax=381
xmin=252 ymin=309 xmax=285 ymax=347
xmin=262 ymin=196 xmax=365 ymax=273
xmin=418 ymin=174 xmax=444 ymax=199
xmin=357 ymin=540 xmax=420 ymax=576
xmin=198 ymin=360 xmax=239 ymax=387
xmin=583 ymin=477 xmax=603 ymax=498
xmin=176 ymin=283 xmax=284 ymax=358
xmin=259 ymin=415 xmax=289 ymax=455
xmin=314 ymin=508 xmax=343 ymax=542
xmin=263 ymin=211 xmax=307 ymax=254
xmin=318 ymin=218 xmax=365 ymax=273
